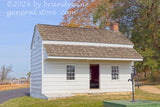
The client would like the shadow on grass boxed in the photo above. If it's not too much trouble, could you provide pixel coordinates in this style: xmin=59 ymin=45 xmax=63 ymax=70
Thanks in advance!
xmin=25 ymin=93 xmax=30 ymax=96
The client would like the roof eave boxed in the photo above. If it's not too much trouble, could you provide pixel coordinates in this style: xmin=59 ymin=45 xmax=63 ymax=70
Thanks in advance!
xmin=46 ymin=56 xmax=143 ymax=61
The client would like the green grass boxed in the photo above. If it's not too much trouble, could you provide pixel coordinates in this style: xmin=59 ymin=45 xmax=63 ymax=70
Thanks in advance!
xmin=103 ymin=100 xmax=160 ymax=107
xmin=0 ymin=88 xmax=160 ymax=107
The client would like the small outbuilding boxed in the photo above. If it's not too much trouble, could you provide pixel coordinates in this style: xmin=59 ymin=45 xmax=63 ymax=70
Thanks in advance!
xmin=30 ymin=24 xmax=143 ymax=99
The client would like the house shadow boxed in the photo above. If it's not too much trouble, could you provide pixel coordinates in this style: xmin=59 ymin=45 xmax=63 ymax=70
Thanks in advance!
xmin=25 ymin=92 xmax=30 ymax=96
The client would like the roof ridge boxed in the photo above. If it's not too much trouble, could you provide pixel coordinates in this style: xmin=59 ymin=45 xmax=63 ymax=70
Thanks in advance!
xmin=36 ymin=24 xmax=117 ymax=32
xmin=36 ymin=24 xmax=134 ymax=45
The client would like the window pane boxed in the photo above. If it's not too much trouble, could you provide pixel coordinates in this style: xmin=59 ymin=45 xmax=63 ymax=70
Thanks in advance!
xmin=112 ymin=66 xmax=119 ymax=80
xmin=67 ymin=65 xmax=75 ymax=80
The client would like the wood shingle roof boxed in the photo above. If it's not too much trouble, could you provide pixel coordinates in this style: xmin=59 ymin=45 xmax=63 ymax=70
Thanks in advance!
xmin=44 ymin=44 xmax=143 ymax=59
xmin=36 ymin=24 xmax=133 ymax=45
xmin=35 ymin=24 xmax=142 ymax=60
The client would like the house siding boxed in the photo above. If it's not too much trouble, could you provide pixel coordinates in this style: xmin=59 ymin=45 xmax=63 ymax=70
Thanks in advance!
xmin=30 ymin=28 xmax=43 ymax=98
xmin=100 ymin=63 xmax=132 ymax=92
xmin=42 ymin=59 xmax=132 ymax=94
xmin=30 ymin=24 xmax=143 ymax=99
xmin=42 ymin=60 xmax=89 ymax=94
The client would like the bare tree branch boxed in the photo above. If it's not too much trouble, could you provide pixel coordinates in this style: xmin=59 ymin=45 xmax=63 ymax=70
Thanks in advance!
xmin=0 ymin=65 xmax=12 ymax=84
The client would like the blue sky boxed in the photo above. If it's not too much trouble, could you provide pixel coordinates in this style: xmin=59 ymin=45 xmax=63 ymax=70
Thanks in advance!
xmin=0 ymin=0 xmax=71 ymax=78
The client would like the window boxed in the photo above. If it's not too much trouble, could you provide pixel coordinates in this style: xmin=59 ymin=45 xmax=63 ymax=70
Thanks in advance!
xmin=37 ymin=36 xmax=39 ymax=47
xmin=37 ymin=36 xmax=41 ymax=47
xmin=67 ymin=65 xmax=75 ymax=80
xmin=32 ymin=40 xmax=35 ymax=49
xmin=112 ymin=66 xmax=119 ymax=80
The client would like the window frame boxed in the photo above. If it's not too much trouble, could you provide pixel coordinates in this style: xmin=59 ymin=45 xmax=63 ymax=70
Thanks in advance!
xmin=66 ymin=65 xmax=75 ymax=80
xmin=111 ymin=66 xmax=119 ymax=80
xmin=32 ymin=40 xmax=36 ymax=49
xmin=37 ymin=36 xmax=40 ymax=47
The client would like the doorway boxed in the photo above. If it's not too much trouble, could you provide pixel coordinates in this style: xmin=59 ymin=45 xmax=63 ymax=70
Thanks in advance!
xmin=90 ymin=64 xmax=99 ymax=89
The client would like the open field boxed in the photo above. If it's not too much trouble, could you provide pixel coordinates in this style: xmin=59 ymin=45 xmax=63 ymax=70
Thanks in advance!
xmin=140 ymin=85 xmax=160 ymax=94
xmin=156 ymin=85 xmax=160 ymax=90
xmin=0 ymin=87 xmax=160 ymax=107
xmin=0 ymin=83 xmax=30 ymax=91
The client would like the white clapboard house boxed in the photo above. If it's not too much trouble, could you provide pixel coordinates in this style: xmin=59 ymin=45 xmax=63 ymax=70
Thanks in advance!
xmin=30 ymin=24 xmax=143 ymax=99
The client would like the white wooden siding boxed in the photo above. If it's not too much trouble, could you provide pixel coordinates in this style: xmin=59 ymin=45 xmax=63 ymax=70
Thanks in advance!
xmin=100 ymin=63 xmax=132 ymax=92
xmin=30 ymin=28 xmax=43 ymax=98
xmin=42 ymin=59 xmax=132 ymax=94
xmin=42 ymin=60 xmax=89 ymax=93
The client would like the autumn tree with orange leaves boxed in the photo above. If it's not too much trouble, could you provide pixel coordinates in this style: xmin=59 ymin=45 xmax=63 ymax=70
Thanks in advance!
xmin=60 ymin=0 xmax=114 ymax=28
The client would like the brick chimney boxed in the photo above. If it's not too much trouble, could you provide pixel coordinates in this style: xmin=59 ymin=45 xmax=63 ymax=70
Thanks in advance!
xmin=110 ymin=23 xmax=119 ymax=32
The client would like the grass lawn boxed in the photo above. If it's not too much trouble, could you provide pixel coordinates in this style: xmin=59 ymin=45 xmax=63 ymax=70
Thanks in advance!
xmin=0 ymin=88 xmax=160 ymax=107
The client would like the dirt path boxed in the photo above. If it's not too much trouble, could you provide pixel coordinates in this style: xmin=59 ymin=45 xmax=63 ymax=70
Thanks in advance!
xmin=140 ymin=85 xmax=160 ymax=94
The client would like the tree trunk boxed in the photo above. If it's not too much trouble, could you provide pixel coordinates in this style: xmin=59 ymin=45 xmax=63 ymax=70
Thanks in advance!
xmin=144 ymin=70 xmax=147 ymax=78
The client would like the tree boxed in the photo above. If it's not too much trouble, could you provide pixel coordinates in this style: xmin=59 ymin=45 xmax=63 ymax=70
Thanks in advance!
xmin=60 ymin=0 xmax=114 ymax=28
xmin=27 ymin=71 xmax=31 ymax=80
xmin=93 ymin=0 xmax=160 ymax=80
xmin=93 ymin=0 xmax=115 ymax=29
xmin=0 ymin=65 xmax=12 ymax=83
xmin=26 ymin=71 xmax=31 ymax=83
